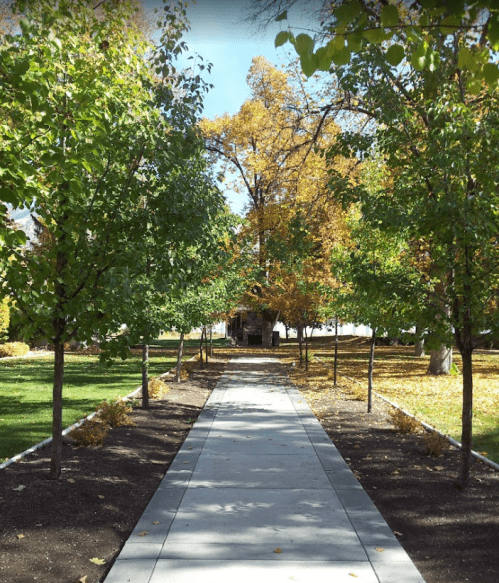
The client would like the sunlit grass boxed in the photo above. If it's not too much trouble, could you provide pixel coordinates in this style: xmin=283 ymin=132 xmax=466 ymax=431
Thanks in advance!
xmin=0 ymin=348 xmax=196 ymax=461
xmin=280 ymin=337 xmax=499 ymax=463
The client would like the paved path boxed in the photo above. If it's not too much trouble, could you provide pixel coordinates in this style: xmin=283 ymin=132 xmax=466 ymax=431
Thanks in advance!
xmin=104 ymin=356 xmax=426 ymax=583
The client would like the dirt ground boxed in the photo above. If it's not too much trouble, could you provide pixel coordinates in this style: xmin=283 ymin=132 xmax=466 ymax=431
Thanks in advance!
xmin=0 ymin=350 xmax=498 ymax=583
xmin=290 ymin=362 xmax=499 ymax=583
xmin=0 ymin=356 xmax=227 ymax=583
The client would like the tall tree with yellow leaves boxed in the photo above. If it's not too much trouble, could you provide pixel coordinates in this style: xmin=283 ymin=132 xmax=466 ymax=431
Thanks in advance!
xmin=200 ymin=56 xmax=349 ymax=346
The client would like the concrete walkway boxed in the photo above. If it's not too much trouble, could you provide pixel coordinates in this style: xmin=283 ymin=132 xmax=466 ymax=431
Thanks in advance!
xmin=104 ymin=356 xmax=426 ymax=583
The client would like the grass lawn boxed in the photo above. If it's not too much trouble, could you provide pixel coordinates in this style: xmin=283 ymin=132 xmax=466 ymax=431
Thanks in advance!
xmin=279 ymin=336 xmax=499 ymax=464
xmin=0 ymin=347 xmax=198 ymax=461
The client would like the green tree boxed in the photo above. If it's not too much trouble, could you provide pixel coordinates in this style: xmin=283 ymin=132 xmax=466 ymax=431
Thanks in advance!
xmin=0 ymin=0 xmax=217 ymax=479
xmin=322 ymin=13 xmax=499 ymax=488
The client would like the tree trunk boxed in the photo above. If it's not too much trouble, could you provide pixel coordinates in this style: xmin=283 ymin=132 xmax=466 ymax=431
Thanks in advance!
xmin=414 ymin=326 xmax=425 ymax=356
xmin=305 ymin=326 xmax=309 ymax=371
xmin=460 ymin=346 xmax=473 ymax=489
xmin=204 ymin=327 xmax=208 ymax=364
xmin=297 ymin=323 xmax=303 ymax=366
xmin=427 ymin=345 xmax=452 ymax=375
xmin=210 ymin=327 xmax=213 ymax=357
xmin=174 ymin=332 xmax=184 ymax=383
xmin=414 ymin=339 xmax=425 ymax=357
xmin=199 ymin=327 xmax=204 ymax=369
xmin=142 ymin=343 xmax=149 ymax=409
xmin=334 ymin=318 xmax=338 ymax=388
xmin=261 ymin=319 xmax=270 ymax=347
xmin=367 ymin=328 xmax=376 ymax=413
xmin=49 ymin=340 xmax=64 ymax=479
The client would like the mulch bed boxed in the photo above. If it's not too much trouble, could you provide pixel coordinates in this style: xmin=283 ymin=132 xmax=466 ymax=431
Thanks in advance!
xmin=296 ymin=368 xmax=499 ymax=583
xmin=1 ymin=351 xmax=498 ymax=583
xmin=0 ymin=357 xmax=227 ymax=583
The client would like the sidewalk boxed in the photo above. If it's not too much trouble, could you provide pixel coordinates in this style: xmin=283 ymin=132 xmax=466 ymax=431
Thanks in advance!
xmin=103 ymin=356 xmax=426 ymax=583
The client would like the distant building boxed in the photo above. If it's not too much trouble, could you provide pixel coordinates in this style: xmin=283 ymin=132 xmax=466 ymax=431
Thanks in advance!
xmin=227 ymin=309 xmax=280 ymax=346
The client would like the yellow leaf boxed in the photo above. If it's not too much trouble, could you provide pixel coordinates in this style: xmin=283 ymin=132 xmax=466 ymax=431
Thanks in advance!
xmin=434 ymin=466 xmax=445 ymax=471
xmin=349 ymin=574 xmax=358 ymax=578
xmin=375 ymin=547 xmax=385 ymax=553
xmin=98 ymin=495 xmax=105 ymax=499
xmin=67 ymin=478 xmax=76 ymax=484
xmin=16 ymin=534 xmax=25 ymax=539
xmin=89 ymin=558 xmax=106 ymax=565
xmin=137 ymin=531 xmax=148 ymax=537
xmin=153 ymin=521 xmax=160 ymax=525
xmin=274 ymin=547 xmax=283 ymax=554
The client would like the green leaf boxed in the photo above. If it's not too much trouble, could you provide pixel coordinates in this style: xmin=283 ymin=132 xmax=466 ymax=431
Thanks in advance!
xmin=440 ymin=14 xmax=460 ymax=35
xmin=482 ymin=63 xmax=499 ymax=86
xmin=0 ymin=187 xmax=19 ymax=205
xmin=380 ymin=5 xmax=399 ymax=28
xmin=363 ymin=28 xmax=390 ymax=44
xmin=275 ymin=31 xmax=289 ymax=48
xmin=316 ymin=46 xmax=333 ymax=72
xmin=14 ymin=60 xmax=30 ymax=76
xmin=410 ymin=42 xmax=427 ymax=71
xmin=333 ymin=1 xmax=361 ymax=26
xmin=487 ymin=15 xmax=499 ymax=50
xmin=82 ymin=160 xmax=92 ymax=173
xmin=295 ymin=33 xmax=314 ymax=56
xmin=300 ymin=52 xmax=319 ymax=77
xmin=331 ymin=46 xmax=351 ymax=67
xmin=347 ymin=31 xmax=363 ymax=52
xmin=276 ymin=10 xmax=287 ymax=22
xmin=385 ymin=44 xmax=405 ymax=67
xmin=419 ymin=0 xmax=436 ymax=7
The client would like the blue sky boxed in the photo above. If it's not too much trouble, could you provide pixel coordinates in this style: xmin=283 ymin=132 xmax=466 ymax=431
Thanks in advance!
xmin=146 ymin=0 xmax=320 ymax=215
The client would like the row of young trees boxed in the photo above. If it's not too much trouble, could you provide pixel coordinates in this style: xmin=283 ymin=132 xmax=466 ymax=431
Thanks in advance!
xmin=280 ymin=0 xmax=499 ymax=489
xmin=0 ymin=0 xmax=245 ymax=479
xmin=198 ymin=1 xmax=499 ymax=488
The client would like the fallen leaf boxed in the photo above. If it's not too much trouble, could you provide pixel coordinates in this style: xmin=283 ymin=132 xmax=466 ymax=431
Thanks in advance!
xmin=394 ymin=531 xmax=403 ymax=536
xmin=89 ymin=558 xmax=106 ymax=565
xmin=67 ymin=478 xmax=75 ymax=484
xmin=16 ymin=534 xmax=25 ymax=539
xmin=137 ymin=531 xmax=148 ymax=537
xmin=274 ymin=548 xmax=282 ymax=554
xmin=349 ymin=573 xmax=358 ymax=578
xmin=75 ymin=576 xmax=87 ymax=583
xmin=12 ymin=485 xmax=25 ymax=492
xmin=434 ymin=466 xmax=445 ymax=471
xmin=391 ymin=470 xmax=400 ymax=475
xmin=152 ymin=521 xmax=160 ymax=525
xmin=375 ymin=547 xmax=385 ymax=553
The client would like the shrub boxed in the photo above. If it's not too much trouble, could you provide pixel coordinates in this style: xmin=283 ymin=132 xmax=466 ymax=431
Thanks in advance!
xmin=423 ymin=430 xmax=449 ymax=456
xmin=69 ymin=418 xmax=109 ymax=447
xmin=389 ymin=408 xmax=422 ymax=434
xmin=0 ymin=297 xmax=9 ymax=342
xmin=0 ymin=342 xmax=30 ymax=358
xmin=148 ymin=377 xmax=169 ymax=399
xmin=97 ymin=398 xmax=136 ymax=427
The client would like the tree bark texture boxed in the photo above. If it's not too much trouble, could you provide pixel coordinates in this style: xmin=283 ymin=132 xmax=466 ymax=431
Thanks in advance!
xmin=460 ymin=347 xmax=473 ymax=489
xmin=367 ymin=328 xmax=376 ymax=413
xmin=174 ymin=333 xmax=184 ymax=383
xmin=428 ymin=345 xmax=452 ymax=375
xmin=199 ymin=327 xmax=204 ymax=369
xmin=305 ymin=327 xmax=309 ymax=371
xmin=297 ymin=323 xmax=304 ymax=365
xmin=49 ymin=341 xmax=64 ymax=479
xmin=142 ymin=343 xmax=149 ymax=409
xmin=334 ymin=319 xmax=338 ymax=388
xmin=414 ymin=339 xmax=425 ymax=357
